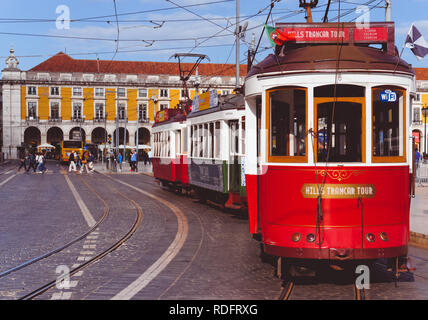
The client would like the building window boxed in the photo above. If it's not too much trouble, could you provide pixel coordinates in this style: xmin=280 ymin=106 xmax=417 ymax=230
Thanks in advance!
xmin=222 ymin=90 xmax=230 ymax=95
xmin=117 ymin=88 xmax=126 ymax=97
xmin=95 ymin=88 xmax=104 ymax=97
xmin=73 ymin=102 xmax=82 ymax=119
xmin=138 ymin=88 xmax=148 ymax=98
xmin=27 ymin=86 xmax=37 ymax=95
xmin=372 ymin=86 xmax=406 ymax=161
xmin=138 ymin=103 xmax=147 ymax=121
xmin=95 ymin=103 xmax=104 ymax=119
xmin=414 ymin=107 xmax=421 ymax=123
xmin=50 ymin=87 xmax=60 ymax=96
xmin=50 ymin=102 xmax=60 ymax=119
xmin=160 ymin=89 xmax=169 ymax=98
xmin=117 ymin=103 xmax=126 ymax=120
xmin=416 ymin=94 xmax=421 ymax=102
xmin=268 ymin=87 xmax=307 ymax=162
xmin=28 ymin=102 xmax=37 ymax=119
xmin=160 ymin=103 xmax=168 ymax=111
xmin=73 ymin=87 xmax=82 ymax=96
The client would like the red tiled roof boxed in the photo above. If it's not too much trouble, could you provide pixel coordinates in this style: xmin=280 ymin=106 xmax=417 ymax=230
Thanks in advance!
xmin=29 ymin=52 xmax=247 ymax=77
xmin=415 ymin=68 xmax=428 ymax=80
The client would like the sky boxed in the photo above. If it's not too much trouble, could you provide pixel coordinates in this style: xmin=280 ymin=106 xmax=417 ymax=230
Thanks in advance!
xmin=0 ymin=0 xmax=427 ymax=73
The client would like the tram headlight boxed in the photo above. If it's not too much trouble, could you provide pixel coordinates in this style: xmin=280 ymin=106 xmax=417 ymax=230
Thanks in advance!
xmin=366 ymin=233 xmax=376 ymax=242
xmin=379 ymin=232 xmax=389 ymax=241
xmin=291 ymin=233 xmax=301 ymax=242
xmin=306 ymin=233 xmax=316 ymax=243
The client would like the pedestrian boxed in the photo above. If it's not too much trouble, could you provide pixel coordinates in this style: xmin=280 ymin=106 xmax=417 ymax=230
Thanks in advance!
xmin=69 ymin=150 xmax=77 ymax=172
xmin=415 ymin=148 xmax=423 ymax=187
xmin=118 ymin=152 xmax=123 ymax=172
xmin=130 ymin=149 xmax=137 ymax=172
xmin=27 ymin=152 xmax=37 ymax=173
xmin=88 ymin=152 xmax=95 ymax=173
xmin=36 ymin=153 xmax=46 ymax=174
xmin=80 ymin=150 xmax=90 ymax=174
xmin=143 ymin=150 xmax=148 ymax=166
xmin=148 ymin=150 xmax=152 ymax=165
xmin=17 ymin=150 xmax=27 ymax=172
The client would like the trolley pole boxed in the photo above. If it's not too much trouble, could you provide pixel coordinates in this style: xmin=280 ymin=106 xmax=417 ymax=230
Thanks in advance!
xmin=235 ymin=0 xmax=240 ymax=91
xmin=385 ymin=0 xmax=392 ymax=22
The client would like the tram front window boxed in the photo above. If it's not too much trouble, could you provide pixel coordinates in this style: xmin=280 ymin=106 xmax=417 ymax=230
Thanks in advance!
xmin=317 ymin=102 xmax=362 ymax=162
xmin=315 ymin=84 xmax=365 ymax=163
xmin=268 ymin=88 xmax=306 ymax=159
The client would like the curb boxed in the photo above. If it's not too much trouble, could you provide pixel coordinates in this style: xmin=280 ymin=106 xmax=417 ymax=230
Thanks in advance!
xmin=409 ymin=231 xmax=428 ymax=249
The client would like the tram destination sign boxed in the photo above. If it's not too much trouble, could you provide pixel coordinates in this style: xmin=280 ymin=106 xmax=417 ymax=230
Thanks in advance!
xmin=274 ymin=22 xmax=394 ymax=53
xmin=301 ymin=184 xmax=376 ymax=199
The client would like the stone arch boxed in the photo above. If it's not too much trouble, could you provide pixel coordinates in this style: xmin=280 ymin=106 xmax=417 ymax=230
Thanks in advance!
xmin=47 ymin=126 xmax=63 ymax=145
xmin=91 ymin=127 xmax=107 ymax=144
xmin=135 ymin=127 xmax=151 ymax=145
xmin=24 ymin=126 xmax=41 ymax=146
xmin=69 ymin=127 xmax=86 ymax=142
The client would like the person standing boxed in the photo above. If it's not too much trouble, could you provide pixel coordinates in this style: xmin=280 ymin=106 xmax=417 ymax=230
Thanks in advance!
xmin=130 ymin=149 xmax=137 ymax=172
xmin=36 ymin=153 xmax=46 ymax=174
xmin=118 ymin=152 xmax=123 ymax=172
xmin=415 ymin=148 xmax=423 ymax=187
xmin=88 ymin=152 xmax=95 ymax=173
xmin=69 ymin=150 xmax=77 ymax=173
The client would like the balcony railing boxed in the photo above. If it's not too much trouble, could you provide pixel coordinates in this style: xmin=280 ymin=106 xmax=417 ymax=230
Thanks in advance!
xmin=138 ymin=118 xmax=149 ymax=123
xmin=71 ymin=117 xmax=85 ymax=123
xmin=413 ymin=120 xmax=423 ymax=125
xmin=93 ymin=116 xmax=106 ymax=123
xmin=116 ymin=117 xmax=128 ymax=122
xmin=48 ymin=116 xmax=62 ymax=123
xmin=26 ymin=116 xmax=39 ymax=123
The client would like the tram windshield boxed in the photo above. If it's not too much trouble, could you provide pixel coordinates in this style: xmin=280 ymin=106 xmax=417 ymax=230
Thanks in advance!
xmin=315 ymin=85 xmax=365 ymax=163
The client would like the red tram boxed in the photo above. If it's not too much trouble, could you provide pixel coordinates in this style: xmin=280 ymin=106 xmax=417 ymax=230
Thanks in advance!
xmin=152 ymin=108 xmax=189 ymax=191
xmin=244 ymin=22 xmax=416 ymax=271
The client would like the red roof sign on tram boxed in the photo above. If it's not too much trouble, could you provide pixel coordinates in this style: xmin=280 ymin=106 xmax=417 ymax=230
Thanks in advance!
xmin=274 ymin=22 xmax=395 ymax=54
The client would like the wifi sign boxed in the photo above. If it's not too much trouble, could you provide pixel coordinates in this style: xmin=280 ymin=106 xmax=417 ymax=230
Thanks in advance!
xmin=380 ymin=89 xmax=397 ymax=103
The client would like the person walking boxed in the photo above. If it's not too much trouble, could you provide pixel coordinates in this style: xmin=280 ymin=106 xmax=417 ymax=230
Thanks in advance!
xmin=26 ymin=152 xmax=37 ymax=173
xmin=17 ymin=150 xmax=27 ymax=173
xmin=88 ymin=152 xmax=95 ymax=173
xmin=36 ymin=153 xmax=46 ymax=174
xmin=80 ymin=150 xmax=90 ymax=174
xmin=148 ymin=150 xmax=152 ymax=165
xmin=69 ymin=150 xmax=77 ymax=173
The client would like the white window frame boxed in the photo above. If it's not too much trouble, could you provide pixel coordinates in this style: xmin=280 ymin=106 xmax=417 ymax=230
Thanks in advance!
xmin=138 ymin=103 xmax=148 ymax=121
xmin=72 ymin=102 xmax=83 ymax=119
xmin=138 ymin=88 xmax=148 ymax=98
xmin=27 ymin=86 xmax=37 ymax=96
xmin=50 ymin=101 xmax=60 ymax=119
xmin=95 ymin=103 xmax=105 ymax=119
xmin=160 ymin=89 xmax=169 ymax=98
xmin=73 ymin=87 xmax=83 ymax=97
xmin=50 ymin=86 xmax=60 ymax=96
xmin=27 ymin=101 xmax=38 ymax=119
xmin=95 ymin=88 xmax=105 ymax=97
xmin=117 ymin=87 xmax=126 ymax=98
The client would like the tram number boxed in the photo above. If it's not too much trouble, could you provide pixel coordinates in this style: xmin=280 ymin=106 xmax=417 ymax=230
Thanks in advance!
xmin=355 ymin=265 xmax=370 ymax=290
xmin=56 ymin=265 xmax=71 ymax=290
xmin=301 ymin=184 xmax=376 ymax=199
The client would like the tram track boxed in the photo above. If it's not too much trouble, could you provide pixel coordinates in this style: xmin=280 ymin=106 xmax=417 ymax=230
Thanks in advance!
xmin=0 ymin=170 xmax=143 ymax=300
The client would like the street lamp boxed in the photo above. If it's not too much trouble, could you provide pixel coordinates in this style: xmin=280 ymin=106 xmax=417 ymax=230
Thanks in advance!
xmin=150 ymin=94 xmax=159 ymax=115
xmin=422 ymin=105 xmax=428 ymax=155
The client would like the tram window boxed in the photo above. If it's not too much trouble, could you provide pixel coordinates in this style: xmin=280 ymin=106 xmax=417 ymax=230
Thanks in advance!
xmin=199 ymin=124 xmax=203 ymax=158
xmin=372 ymin=87 xmax=405 ymax=160
xmin=314 ymin=85 xmax=365 ymax=98
xmin=203 ymin=123 xmax=210 ymax=158
xmin=182 ymin=127 xmax=188 ymax=154
xmin=175 ymin=130 xmax=181 ymax=155
xmin=317 ymin=102 xmax=362 ymax=162
xmin=230 ymin=121 xmax=239 ymax=155
xmin=241 ymin=116 xmax=245 ymax=155
xmin=268 ymin=88 xmax=306 ymax=159
xmin=209 ymin=123 xmax=214 ymax=158
xmin=214 ymin=121 xmax=221 ymax=159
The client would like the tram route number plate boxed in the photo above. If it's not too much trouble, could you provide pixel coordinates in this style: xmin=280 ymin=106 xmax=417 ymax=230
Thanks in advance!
xmin=301 ymin=184 xmax=376 ymax=199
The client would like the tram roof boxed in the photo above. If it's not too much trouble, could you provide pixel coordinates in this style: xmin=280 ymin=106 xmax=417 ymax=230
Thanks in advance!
xmin=247 ymin=22 xmax=415 ymax=79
